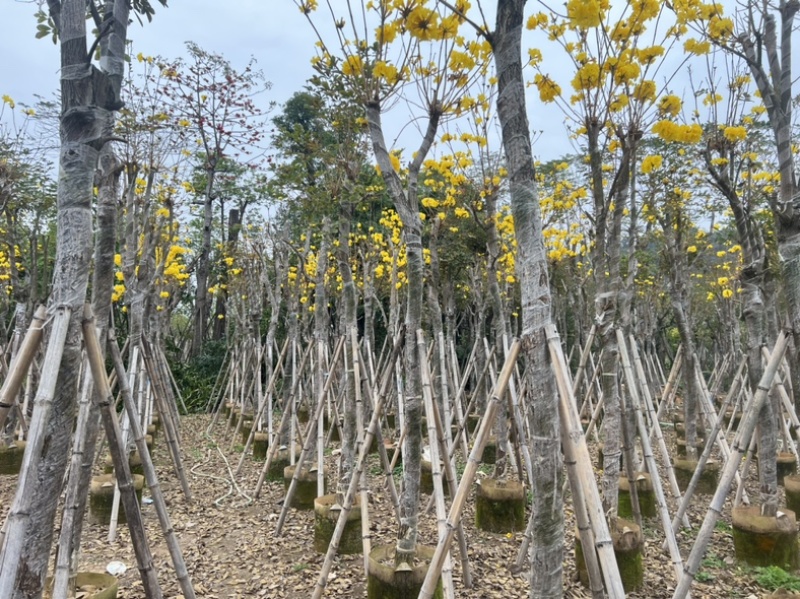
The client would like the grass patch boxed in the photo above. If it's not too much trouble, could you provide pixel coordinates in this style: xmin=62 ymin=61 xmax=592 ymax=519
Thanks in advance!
xmin=714 ymin=519 xmax=732 ymax=533
xmin=702 ymin=553 xmax=725 ymax=569
xmin=753 ymin=566 xmax=800 ymax=592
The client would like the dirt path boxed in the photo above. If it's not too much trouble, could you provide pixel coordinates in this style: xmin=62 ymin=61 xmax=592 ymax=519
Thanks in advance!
xmin=0 ymin=413 xmax=788 ymax=598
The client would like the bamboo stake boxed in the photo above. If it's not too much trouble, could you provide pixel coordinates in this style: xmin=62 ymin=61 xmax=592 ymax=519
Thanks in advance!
xmin=546 ymin=326 xmax=624 ymax=599
xmin=668 ymin=356 xmax=743 ymax=540
xmin=108 ymin=330 xmax=196 ymax=599
xmin=693 ymin=358 xmax=749 ymax=504
xmin=653 ymin=346 xmax=683 ymax=427
xmin=0 ymin=305 xmax=46 ymax=431
xmin=418 ymin=340 xmax=521 ymax=599
xmin=761 ymin=346 xmax=800 ymax=452
xmin=204 ymin=345 xmax=231 ymax=413
xmin=157 ymin=343 xmax=188 ymax=416
xmin=418 ymin=330 xmax=454 ymax=599
xmin=310 ymin=334 xmax=403 ymax=599
xmin=672 ymin=331 xmax=789 ymax=599
xmin=572 ymin=324 xmax=597 ymax=396
xmin=253 ymin=341 xmax=315 ymax=499
xmin=350 ymin=329 xmax=371 ymax=574
xmin=81 ymin=306 xmax=163 ymax=598
xmin=617 ymin=330 xmax=686 ymax=588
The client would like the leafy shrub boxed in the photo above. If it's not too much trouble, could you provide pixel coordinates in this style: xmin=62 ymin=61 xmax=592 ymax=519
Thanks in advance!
xmin=168 ymin=340 xmax=227 ymax=413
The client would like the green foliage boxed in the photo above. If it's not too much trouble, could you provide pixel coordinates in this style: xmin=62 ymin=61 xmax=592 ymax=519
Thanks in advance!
xmin=168 ymin=339 xmax=227 ymax=413
xmin=695 ymin=570 xmax=715 ymax=583
xmin=753 ymin=566 xmax=800 ymax=592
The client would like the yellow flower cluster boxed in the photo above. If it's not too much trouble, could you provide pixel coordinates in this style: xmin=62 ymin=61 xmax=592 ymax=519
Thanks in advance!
xmin=640 ymin=155 xmax=663 ymax=174
xmin=722 ymin=126 xmax=747 ymax=143
xmin=534 ymin=74 xmax=561 ymax=103
xmin=652 ymin=120 xmax=702 ymax=143
xmin=566 ymin=0 xmax=606 ymax=29
xmin=658 ymin=95 xmax=682 ymax=117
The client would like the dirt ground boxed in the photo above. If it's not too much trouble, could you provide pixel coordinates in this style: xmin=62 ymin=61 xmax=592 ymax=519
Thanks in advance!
xmin=0 ymin=412 xmax=795 ymax=598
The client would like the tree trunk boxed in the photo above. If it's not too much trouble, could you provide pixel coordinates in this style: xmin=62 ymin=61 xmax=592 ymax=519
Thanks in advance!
xmin=1 ymin=0 xmax=128 ymax=593
xmin=337 ymin=208 xmax=358 ymax=502
xmin=365 ymin=98 xmax=438 ymax=566
xmin=191 ymin=168 xmax=217 ymax=356
xmin=493 ymin=2 xmax=563 ymax=596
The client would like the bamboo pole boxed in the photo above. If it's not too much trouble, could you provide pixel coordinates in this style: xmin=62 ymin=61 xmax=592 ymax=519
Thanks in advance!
xmin=418 ymin=340 xmax=521 ymax=599
xmin=546 ymin=326 xmax=624 ymax=599
xmin=310 ymin=334 xmax=403 ymax=599
xmin=0 ymin=307 xmax=71 ymax=591
xmin=667 ymin=356 xmax=743 ymax=540
xmin=233 ymin=338 xmax=289 ymax=473
xmin=204 ymin=345 xmax=231 ymax=413
xmin=672 ymin=331 xmax=789 ymax=599
xmin=761 ymin=346 xmax=800 ymax=451
xmin=692 ymin=358 xmax=749 ymax=504
xmin=253 ymin=341 xmax=315 ymax=498
xmin=0 ymin=305 xmax=46 ymax=431
xmin=81 ymin=306 xmax=162 ymax=598
xmin=653 ymin=346 xmax=683 ymax=427
xmin=572 ymin=324 xmax=597 ymax=397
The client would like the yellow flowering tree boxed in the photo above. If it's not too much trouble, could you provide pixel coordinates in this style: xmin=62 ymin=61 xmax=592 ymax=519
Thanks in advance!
xmin=529 ymin=0 xmax=685 ymax=520
xmin=298 ymin=0 xmax=491 ymax=567
xmin=670 ymin=0 xmax=800 ymax=541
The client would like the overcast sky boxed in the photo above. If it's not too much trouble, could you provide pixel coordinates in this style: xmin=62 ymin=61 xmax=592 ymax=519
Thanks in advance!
xmin=0 ymin=1 xmax=617 ymax=165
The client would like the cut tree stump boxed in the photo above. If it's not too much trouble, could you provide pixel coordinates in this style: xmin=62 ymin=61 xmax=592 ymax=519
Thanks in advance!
xmin=0 ymin=441 xmax=26 ymax=475
xmin=474 ymin=478 xmax=525 ymax=533
xmin=314 ymin=494 xmax=362 ymax=555
xmin=283 ymin=464 xmax=328 ymax=510
xmin=732 ymin=505 xmax=798 ymax=569
xmin=618 ymin=473 xmax=656 ymax=519
xmin=89 ymin=474 xmax=145 ymax=525
xmin=674 ymin=458 xmax=720 ymax=495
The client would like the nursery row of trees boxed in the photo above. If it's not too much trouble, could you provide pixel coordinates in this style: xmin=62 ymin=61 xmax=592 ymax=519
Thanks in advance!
xmin=1 ymin=0 xmax=800 ymax=597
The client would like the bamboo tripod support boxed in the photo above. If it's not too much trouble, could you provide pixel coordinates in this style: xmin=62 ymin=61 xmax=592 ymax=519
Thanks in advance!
xmin=547 ymin=326 xmax=624 ymax=599
xmin=761 ymin=346 xmax=800 ymax=453
xmin=309 ymin=334 xmax=403 ymax=599
xmin=617 ymin=331 xmax=686 ymax=590
xmin=418 ymin=340 xmax=521 ymax=599
xmin=418 ymin=330 xmax=473 ymax=590
xmin=652 ymin=346 xmax=683 ymax=428
xmin=274 ymin=338 xmax=344 ymax=536
xmin=253 ymin=342 xmax=314 ymax=499
xmin=626 ymin=335 xmax=690 ymax=529
xmin=107 ymin=329 xmax=196 ymax=599
xmin=0 ymin=307 xmax=72 ymax=594
xmin=667 ymin=356 xmax=745 ymax=543
xmin=672 ymin=331 xmax=789 ymax=599
xmin=82 ymin=307 xmax=163 ymax=598
xmin=417 ymin=331 xmax=454 ymax=599
xmin=692 ymin=358 xmax=749 ymax=504
xmin=141 ymin=339 xmax=193 ymax=503
xmin=204 ymin=345 xmax=230 ymax=413
xmin=234 ymin=339 xmax=290 ymax=475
